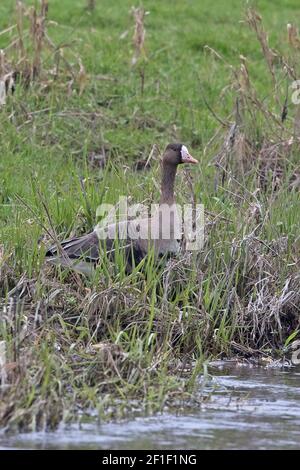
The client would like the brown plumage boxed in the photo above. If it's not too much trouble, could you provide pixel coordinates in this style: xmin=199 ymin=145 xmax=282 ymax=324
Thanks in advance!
xmin=46 ymin=143 xmax=198 ymax=275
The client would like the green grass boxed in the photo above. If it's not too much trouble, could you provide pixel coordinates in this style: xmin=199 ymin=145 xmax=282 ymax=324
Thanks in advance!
xmin=0 ymin=0 xmax=300 ymax=431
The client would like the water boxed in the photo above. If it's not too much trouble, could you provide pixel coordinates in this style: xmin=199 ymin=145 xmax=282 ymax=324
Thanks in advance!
xmin=1 ymin=363 xmax=300 ymax=450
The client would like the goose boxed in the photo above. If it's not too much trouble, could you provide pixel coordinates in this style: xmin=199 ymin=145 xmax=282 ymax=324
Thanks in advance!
xmin=45 ymin=143 xmax=198 ymax=275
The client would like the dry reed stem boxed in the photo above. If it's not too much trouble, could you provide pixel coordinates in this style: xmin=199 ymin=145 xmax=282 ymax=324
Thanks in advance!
xmin=16 ymin=1 xmax=25 ymax=59
xmin=287 ymin=23 xmax=300 ymax=49
xmin=30 ymin=0 xmax=48 ymax=80
xmin=131 ymin=6 xmax=147 ymax=65
xmin=87 ymin=0 xmax=96 ymax=11
xmin=246 ymin=8 xmax=276 ymax=85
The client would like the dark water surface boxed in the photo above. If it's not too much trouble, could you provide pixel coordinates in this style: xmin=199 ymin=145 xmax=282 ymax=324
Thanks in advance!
xmin=1 ymin=364 xmax=300 ymax=450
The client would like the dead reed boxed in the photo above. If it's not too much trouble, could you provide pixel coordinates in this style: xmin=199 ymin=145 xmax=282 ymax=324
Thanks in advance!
xmin=213 ymin=8 xmax=300 ymax=193
xmin=0 ymin=0 xmax=87 ymax=102
xmin=131 ymin=6 xmax=147 ymax=66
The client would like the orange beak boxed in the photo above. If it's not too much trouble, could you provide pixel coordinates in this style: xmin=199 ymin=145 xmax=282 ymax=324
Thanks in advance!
xmin=181 ymin=153 xmax=198 ymax=164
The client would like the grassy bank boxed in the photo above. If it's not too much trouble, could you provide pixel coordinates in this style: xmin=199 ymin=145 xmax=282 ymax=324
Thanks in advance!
xmin=0 ymin=0 xmax=299 ymax=431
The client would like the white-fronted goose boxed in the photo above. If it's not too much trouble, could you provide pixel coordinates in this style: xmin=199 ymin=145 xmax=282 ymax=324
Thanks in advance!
xmin=46 ymin=143 xmax=198 ymax=274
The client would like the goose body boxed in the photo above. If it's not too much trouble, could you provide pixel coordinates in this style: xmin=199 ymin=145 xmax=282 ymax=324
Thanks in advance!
xmin=46 ymin=143 xmax=198 ymax=274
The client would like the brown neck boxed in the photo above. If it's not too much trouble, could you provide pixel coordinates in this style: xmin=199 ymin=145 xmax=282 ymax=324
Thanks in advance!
xmin=160 ymin=162 xmax=177 ymax=205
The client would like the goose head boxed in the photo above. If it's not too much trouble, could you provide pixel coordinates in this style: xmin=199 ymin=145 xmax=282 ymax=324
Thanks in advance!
xmin=163 ymin=143 xmax=198 ymax=166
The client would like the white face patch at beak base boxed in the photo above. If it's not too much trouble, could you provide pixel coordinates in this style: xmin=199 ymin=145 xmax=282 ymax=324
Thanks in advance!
xmin=181 ymin=145 xmax=189 ymax=160
xmin=180 ymin=145 xmax=198 ymax=164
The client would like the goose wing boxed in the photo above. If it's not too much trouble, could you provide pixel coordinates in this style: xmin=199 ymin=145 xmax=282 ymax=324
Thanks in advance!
xmin=46 ymin=231 xmax=104 ymax=262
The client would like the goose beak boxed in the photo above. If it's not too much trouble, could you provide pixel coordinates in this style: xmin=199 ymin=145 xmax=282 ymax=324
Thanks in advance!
xmin=182 ymin=153 xmax=198 ymax=164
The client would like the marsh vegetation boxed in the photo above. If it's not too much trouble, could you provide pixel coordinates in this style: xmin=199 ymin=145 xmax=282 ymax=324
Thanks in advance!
xmin=0 ymin=0 xmax=299 ymax=432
